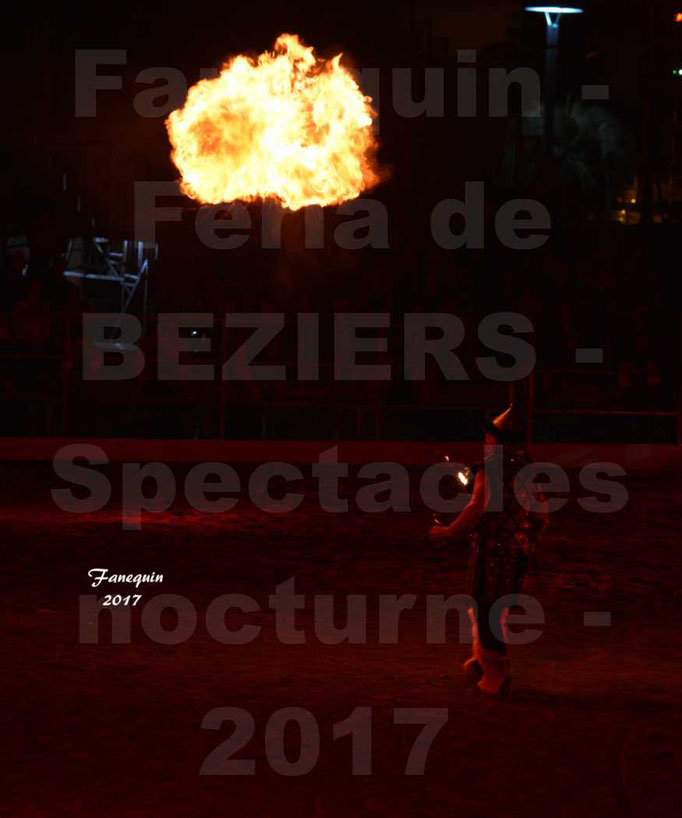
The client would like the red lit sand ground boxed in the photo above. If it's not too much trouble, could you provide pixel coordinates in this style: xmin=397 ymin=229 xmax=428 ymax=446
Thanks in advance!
xmin=2 ymin=465 xmax=681 ymax=817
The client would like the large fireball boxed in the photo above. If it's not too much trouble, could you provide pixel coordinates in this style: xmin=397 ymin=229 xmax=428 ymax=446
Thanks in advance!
xmin=166 ymin=34 xmax=380 ymax=211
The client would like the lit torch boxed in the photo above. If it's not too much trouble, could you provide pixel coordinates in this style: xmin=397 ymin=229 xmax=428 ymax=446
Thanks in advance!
xmin=432 ymin=456 xmax=472 ymax=528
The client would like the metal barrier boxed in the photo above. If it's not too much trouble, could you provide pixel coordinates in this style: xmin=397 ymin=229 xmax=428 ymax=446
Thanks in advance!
xmin=1 ymin=313 xmax=679 ymax=442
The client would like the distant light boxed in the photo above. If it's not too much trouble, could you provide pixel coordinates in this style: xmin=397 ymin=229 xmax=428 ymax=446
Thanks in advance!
xmin=676 ymin=13 xmax=682 ymax=23
xmin=630 ymin=198 xmax=636 ymax=204
xmin=525 ymin=6 xmax=584 ymax=13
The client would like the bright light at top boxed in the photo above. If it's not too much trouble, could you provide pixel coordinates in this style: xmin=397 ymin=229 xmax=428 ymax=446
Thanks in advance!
xmin=525 ymin=6 xmax=584 ymax=12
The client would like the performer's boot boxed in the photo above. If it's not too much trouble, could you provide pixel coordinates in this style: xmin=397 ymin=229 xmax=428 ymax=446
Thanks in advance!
xmin=462 ymin=651 xmax=483 ymax=685
xmin=477 ymin=649 xmax=511 ymax=696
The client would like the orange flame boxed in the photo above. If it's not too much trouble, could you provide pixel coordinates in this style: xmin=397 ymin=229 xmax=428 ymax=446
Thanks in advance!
xmin=166 ymin=34 xmax=380 ymax=211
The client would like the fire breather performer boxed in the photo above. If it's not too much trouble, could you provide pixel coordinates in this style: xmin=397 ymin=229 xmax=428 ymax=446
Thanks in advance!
xmin=429 ymin=402 xmax=547 ymax=696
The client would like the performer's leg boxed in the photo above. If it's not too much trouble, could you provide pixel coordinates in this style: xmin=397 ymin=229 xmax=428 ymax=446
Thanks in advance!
xmin=476 ymin=600 xmax=511 ymax=696
xmin=474 ymin=558 xmax=529 ymax=695
xmin=462 ymin=607 xmax=483 ymax=685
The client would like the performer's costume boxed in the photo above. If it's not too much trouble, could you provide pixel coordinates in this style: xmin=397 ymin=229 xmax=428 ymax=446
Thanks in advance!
xmin=464 ymin=404 xmax=547 ymax=695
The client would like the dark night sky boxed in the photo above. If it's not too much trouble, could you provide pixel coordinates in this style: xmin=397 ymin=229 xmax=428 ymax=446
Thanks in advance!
xmin=2 ymin=0 xmax=663 ymax=133
xmin=2 ymin=0 xmax=678 ymax=236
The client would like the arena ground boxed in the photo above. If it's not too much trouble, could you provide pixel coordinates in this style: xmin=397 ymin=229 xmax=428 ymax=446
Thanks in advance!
xmin=2 ymin=458 xmax=681 ymax=817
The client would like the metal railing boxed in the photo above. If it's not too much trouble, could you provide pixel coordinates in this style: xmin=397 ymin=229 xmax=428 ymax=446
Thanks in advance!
xmin=1 ymin=314 xmax=679 ymax=442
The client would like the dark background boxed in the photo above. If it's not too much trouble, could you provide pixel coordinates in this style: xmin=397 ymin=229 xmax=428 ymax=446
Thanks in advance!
xmin=1 ymin=0 xmax=680 ymax=441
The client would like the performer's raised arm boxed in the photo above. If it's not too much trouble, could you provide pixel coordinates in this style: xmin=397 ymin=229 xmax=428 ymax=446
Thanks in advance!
xmin=429 ymin=468 xmax=489 ymax=545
